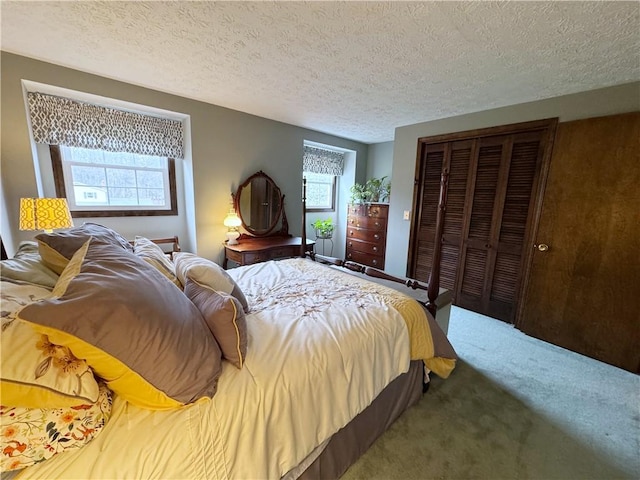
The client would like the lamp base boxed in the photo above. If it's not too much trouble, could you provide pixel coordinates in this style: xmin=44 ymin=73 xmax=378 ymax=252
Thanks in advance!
xmin=226 ymin=230 xmax=240 ymax=245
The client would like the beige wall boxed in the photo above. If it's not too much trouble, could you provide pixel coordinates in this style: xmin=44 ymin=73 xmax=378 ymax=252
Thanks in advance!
xmin=1 ymin=52 xmax=368 ymax=262
xmin=386 ymin=82 xmax=640 ymax=278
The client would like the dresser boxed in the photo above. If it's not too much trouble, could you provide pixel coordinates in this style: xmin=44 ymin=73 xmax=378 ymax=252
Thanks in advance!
xmin=345 ymin=203 xmax=388 ymax=269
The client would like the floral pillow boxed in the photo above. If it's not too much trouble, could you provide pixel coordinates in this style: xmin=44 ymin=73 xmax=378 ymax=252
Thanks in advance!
xmin=0 ymin=382 xmax=112 ymax=472
xmin=0 ymin=280 xmax=100 ymax=408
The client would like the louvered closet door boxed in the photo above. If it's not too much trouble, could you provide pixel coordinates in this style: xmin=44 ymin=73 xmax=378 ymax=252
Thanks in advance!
xmin=491 ymin=133 xmax=544 ymax=320
xmin=440 ymin=140 xmax=474 ymax=291
xmin=457 ymin=136 xmax=508 ymax=315
xmin=412 ymin=139 xmax=476 ymax=293
xmin=409 ymin=122 xmax=552 ymax=324
xmin=456 ymin=132 xmax=545 ymax=321
xmin=413 ymin=143 xmax=445 ymax=286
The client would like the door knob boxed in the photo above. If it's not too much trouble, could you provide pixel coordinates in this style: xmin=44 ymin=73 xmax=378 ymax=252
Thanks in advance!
xmin=535 ymin=243 xmax=549 ymax=252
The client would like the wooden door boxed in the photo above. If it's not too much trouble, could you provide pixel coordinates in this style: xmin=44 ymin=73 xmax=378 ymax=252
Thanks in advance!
xmin=409 ymin=120 xmax=556 ymax=323
xmin=518 ymin=112 xmax=640 ymax=373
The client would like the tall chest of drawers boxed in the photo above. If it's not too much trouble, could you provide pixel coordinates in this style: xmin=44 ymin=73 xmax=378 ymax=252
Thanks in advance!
xmin=346 ymin=203 xmax=388 ymax=269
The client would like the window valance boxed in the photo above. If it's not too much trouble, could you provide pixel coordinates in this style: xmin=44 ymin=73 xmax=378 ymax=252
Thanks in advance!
xmin=27 ymin=92 xmax=184 ymax=159
xmin=303 ymin=146 xmax=344 ymax=176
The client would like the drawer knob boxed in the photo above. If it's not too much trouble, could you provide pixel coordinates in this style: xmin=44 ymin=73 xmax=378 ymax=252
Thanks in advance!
xmin=372 ymin=259 xmax=377 ymax=265
xmin=350 ymin=219 xmax=354 ymax=224
xmin=374 ymin=234 xmax=379 ymax=240
xmin=375 ymin=222 xmax=380 ymax=227
xmin=347 ymin=253 xmax=352 ymax=259
xmin=373 ymin=246 xmax=378 ymax=252
xmin=349 ymin=230 xmax=353 ymax=235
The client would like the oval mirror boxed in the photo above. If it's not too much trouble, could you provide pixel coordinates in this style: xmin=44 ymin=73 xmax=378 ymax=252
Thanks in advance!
xmin=235 ymin=171 xmax=285 ymax=236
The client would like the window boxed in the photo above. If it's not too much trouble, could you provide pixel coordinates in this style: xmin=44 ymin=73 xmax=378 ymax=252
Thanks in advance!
xmin=304 ymin=172 xmax=337 ymax=211
xmin=303 ymin=144 xmax=344 ymax=212
xmin=51 ymin=145 xmax=177 ymax=217
xmin=26 ymin=89 xmax=184 ymax=218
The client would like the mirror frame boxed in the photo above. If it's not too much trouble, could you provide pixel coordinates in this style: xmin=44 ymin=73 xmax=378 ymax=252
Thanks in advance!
xmin=234 ymin=170 xmax=288 ymax=237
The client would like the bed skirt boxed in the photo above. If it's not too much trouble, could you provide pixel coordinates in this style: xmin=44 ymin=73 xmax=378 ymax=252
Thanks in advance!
xmin=294 ymin=360 xmax=423 ymax=480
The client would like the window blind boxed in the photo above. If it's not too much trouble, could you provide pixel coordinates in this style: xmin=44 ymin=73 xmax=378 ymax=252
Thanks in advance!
xmin=303 ymin=146 xmax=344 ymax=176
xmin=27 ymin=92 xmax=184 ymax=159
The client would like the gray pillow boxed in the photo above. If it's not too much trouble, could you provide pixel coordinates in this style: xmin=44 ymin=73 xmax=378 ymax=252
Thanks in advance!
xmin=174 ymin=252 xmax=249 ymax=312
xmin=19 ymin=238 xmax=223 ymax=410
xmin=36 ymin=223 xmax=133 ymax=274
xmin=185 ymin=278 xmax=247 ymax=369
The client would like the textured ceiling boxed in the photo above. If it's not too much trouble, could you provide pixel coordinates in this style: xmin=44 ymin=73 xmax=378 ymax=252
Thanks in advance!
xmin=1 ymin=1 xmax=639 ymax=144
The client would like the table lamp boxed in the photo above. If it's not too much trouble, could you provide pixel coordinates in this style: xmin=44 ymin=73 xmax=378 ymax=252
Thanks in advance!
xmin=223 ymin=207 xmax=242 ymax=245
xmin=19 ymin=197 xmax=74 ymax=233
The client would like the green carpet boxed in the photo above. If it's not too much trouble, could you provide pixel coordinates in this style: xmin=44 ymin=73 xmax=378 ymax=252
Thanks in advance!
xmin=341 ymin=306 xmax=639 ymax=480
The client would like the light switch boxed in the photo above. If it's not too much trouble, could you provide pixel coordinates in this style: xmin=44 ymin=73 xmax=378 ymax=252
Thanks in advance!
xmin=403 ymin=210 xmax=411 ymax=220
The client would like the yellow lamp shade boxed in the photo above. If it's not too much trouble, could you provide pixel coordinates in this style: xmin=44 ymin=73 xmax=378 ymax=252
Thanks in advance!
xmin=19 ymin=198 xmax=74 ymax=233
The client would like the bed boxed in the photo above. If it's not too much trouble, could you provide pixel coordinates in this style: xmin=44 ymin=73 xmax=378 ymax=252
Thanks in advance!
xmin=1 ymin=219 xmax=456 ymax=479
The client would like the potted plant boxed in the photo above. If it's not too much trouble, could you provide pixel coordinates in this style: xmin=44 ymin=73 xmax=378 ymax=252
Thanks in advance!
xmin=349 ymin=176 xmax=391 ymax=204
xmin=365 ymin=176 xmax=391 ymax=203
xmin=349 ymin=183 xmax=369 ymax=204
xmin=311 ymin=218 xmax=335 ymax=239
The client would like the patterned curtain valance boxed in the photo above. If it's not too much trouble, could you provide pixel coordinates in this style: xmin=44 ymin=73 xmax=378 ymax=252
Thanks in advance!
xmin=303 ymin=146 xmax=344 ymax=176
xmin=27 ymin=92 xmax=184 ymax=159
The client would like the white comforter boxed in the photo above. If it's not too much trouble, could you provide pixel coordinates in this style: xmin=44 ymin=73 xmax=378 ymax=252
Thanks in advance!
xmin=16 ymin=258 xmax=411 ymax=479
